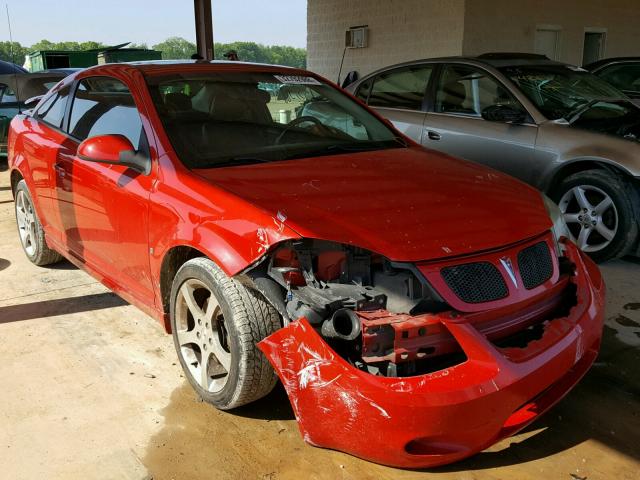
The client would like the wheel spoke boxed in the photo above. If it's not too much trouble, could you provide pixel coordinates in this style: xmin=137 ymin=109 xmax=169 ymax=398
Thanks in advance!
xmin=573 ymin=187 xmax=593 ymax=211
xmin=200 ymin=349 xmax=212 ymax=389
xmin=210 ymin=336 xmax=232 ymax=372
xmin=203 ymin=297 xmax=217 ymax=323
xmin=594 ymin=196 xmax=613 ymax=216
xmin=596 ymin=222 xmax=615 ymax=241
xmin=16 ymin=209 xmax=26 ymax=227
xmin=16 ymin=191 xmax=24 ymax=212
xmin=577 ymin=226 xmax=592 ymax=249
xmin=176 ymin=326 xmax=200 ymax=347
xmin=180 ymin=282 xmax=204 ymax=319
xmin=563 ymin=213 xmax=581 ymax=224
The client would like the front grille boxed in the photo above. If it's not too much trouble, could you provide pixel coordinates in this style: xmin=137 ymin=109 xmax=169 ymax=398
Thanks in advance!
xmin=518 ymin=241 xmax=553 ymax=289
xmin=441 ymin=262 xmax=508 ymax=304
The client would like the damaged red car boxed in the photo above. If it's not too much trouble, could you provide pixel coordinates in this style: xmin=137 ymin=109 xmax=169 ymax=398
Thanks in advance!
xmin=8 ymin=61 xmax=605 ymax=468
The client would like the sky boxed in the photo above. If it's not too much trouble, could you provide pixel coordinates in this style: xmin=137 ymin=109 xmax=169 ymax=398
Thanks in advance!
xmin=2 ymin=0 xmax=307 ymax=48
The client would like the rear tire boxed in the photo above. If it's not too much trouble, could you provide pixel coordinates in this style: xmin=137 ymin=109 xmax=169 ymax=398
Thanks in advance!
xmin=14 ymin=180 xmax=63 ymax=266
xmin=170 ymin=257 xmax=281 ymax=410
xmin=552 ymin=169 xmax=639 ymax=263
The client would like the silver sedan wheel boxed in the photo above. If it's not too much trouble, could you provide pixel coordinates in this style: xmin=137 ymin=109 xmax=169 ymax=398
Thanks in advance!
xmin=174 ymin=279 xmax=232 ymax=393
xmin=559 ymin=185 xmax=618 ymax=253
xmin=15 ymin=190 xmax=37 ymax=257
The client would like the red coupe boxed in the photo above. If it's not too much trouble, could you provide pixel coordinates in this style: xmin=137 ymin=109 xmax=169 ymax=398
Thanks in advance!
xmin=7 ymin=61 xmax=605 ymax=468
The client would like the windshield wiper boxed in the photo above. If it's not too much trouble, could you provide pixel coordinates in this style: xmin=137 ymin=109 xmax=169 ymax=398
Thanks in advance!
xmin=200 ymin=156 xmax=273 ymax=168
xmin=327 ymin=138 xmax=407 ymax=152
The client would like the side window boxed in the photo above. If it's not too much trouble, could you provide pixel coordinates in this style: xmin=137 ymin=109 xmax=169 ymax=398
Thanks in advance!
xmin=368 ymin=65 xmax=433 ymax=110
xmin=435 ymin=65 xmax=524 ymax=116
xmin=598 ymin=64 xmax=640 ymax=95
xmin=0 ymin=84 xmax=17 ymax=103
xmin=355 ymin=78 xmax=372 ymax=103
xmin=36 ymin=88 xmax=69 ymax=128
xmin=68 ymin=76 xmax=146 ymax=151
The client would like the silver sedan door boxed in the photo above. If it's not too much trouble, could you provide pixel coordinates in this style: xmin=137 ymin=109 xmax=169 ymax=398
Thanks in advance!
xmin=423 ymin=64 xmax=539 ymax=184
xmin=354 ymin=64 xmax=434 ymax=143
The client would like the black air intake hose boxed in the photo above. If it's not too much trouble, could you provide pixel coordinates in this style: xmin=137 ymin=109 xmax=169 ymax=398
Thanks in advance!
xmin=321 ymin=308 xmax=361 ymax=341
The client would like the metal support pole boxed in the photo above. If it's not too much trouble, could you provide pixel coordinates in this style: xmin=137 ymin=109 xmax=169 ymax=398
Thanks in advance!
xmin=194 ymin=0 xmax=214 ymax=60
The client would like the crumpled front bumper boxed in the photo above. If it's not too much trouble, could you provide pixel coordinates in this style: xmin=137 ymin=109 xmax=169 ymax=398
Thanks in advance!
xmin=258 ymin=245 xmax=605 ymax=468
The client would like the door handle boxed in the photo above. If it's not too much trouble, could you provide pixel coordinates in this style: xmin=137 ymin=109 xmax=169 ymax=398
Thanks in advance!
xmin=54 ymin=163 xmax=66 ymax=177
xmin=427 ymin=131 xmax=441 ymax=141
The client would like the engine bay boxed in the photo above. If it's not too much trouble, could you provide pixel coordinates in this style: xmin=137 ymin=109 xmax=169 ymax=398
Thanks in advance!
xmin=246 ymin=239 xmax=576 ymax=378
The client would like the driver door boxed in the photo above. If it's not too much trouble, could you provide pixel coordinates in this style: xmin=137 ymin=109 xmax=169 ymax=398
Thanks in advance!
xmin=53 ymin=75 xmax=155 ymax=303
xmin=423 ymin=64 xmax=538 ymax=184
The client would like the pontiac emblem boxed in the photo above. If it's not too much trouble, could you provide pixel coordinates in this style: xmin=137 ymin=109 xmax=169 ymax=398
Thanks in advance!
xmin=500 ymin=257 xmax=518 ymax=288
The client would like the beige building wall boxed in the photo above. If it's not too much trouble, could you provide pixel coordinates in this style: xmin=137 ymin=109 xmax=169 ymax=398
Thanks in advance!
xmin=462 ymin=0 xmax=640 ymax=65
xmin=307 ymin=0 xmax=640 ymax=79
xmin=307 ymin=0 xmax=465 ymax=81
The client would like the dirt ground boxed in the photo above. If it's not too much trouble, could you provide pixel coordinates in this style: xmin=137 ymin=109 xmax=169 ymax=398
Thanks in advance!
xmin=0 ymin=165 xmax=638 ymax=480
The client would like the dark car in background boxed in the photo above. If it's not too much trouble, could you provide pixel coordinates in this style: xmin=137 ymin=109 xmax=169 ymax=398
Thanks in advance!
xmin=346 ymin=53 xmax=640 ymax=262
xmin=585 ymin=57 xmax=640 ymax=99
xmin=1 ymin=72 xmax=67 ymax=157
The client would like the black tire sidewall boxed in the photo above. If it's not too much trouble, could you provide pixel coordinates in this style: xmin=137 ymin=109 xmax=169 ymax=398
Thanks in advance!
xmin=552 ymin=170 xmax=639 ymax=262
xmin=170 ymin=261 xmax=242 ymax=408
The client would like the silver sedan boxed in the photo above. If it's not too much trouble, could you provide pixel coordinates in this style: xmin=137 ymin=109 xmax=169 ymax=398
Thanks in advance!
xmin=345 ymin=54 xmax=640 ymax=262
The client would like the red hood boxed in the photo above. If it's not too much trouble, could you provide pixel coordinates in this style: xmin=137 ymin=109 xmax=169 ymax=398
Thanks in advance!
xmin=195 ymin=147 xmax=551 ymax=262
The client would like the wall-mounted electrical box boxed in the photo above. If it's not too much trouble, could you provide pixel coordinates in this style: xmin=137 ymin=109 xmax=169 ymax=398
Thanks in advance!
xmin=345 ymin=26 xmax=369 ymax=48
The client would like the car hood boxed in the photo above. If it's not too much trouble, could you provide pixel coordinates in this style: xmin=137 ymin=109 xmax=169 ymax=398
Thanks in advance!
xmin=568 ymin=98 xmax=640 ymax=143
xmin=195 ymin=147 xmax=551 ymax=262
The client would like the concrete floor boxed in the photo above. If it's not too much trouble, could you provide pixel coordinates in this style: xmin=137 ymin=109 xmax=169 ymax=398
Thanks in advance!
xmin=0 ymin=166 xmax=639 ymax=480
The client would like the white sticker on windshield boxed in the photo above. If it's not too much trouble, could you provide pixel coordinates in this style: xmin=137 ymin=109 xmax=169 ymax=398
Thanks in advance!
xmin=274 ymin=75 xmax=322 ymax=85
xmin=566 ymin=65 xmax=587 ymax=72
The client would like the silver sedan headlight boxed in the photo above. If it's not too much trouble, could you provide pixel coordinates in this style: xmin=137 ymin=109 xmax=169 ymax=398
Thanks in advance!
xmin=542 ymin=193 xmax=571 ymax=254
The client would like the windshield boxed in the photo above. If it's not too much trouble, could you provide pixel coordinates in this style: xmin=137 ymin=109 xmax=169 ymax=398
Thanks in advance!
xmin=500 ymin=65 xmax=627 ymax=120
xmin=146 ymin=71 xmax=403 ymax=169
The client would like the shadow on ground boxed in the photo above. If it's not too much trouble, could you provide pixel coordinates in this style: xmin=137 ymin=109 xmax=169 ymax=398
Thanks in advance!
xmin=0 ymin=292 xmax=128 ymax=324
xmin=47 ymin=260 xmax=79 ymax=271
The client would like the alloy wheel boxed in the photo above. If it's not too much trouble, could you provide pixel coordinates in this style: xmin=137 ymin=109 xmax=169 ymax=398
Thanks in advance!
xmin=174 ymin=279 xmax=232 ymax=393
xmin=15 ymin=190 xmax=37 ymax=257
xmin=559 ymin=185 xmax=618 ymax=252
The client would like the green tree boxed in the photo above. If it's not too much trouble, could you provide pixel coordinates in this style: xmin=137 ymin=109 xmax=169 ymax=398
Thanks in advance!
xmin=214 ymin=41 xmax=306 ymax=68
xmin=29 ymin=40 xmax=108 ymax=52
xmin=128 ymin=42 xmax=149 ymax=50
xmin=153 ymin=37 xmax=196 ymax=59
xmin=29 ymin=39 xmax=59 ymax=51
xmin=0 ymin=41 xmax=28 ymax=65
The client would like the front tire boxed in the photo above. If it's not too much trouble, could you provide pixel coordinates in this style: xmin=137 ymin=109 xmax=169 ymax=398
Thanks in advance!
xmin=14 ymin=180 xmax=63 ymax=266
xmin=170 ymin=257 xmax=281 ymax=410
xmin=553 ymin=169 xmax=639 ymax=263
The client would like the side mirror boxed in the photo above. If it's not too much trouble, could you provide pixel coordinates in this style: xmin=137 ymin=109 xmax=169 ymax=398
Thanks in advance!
xmin=481 ymin=104 xmax=527 ymax=124
xmin=78 ymin=134 xmax=150 ymax=175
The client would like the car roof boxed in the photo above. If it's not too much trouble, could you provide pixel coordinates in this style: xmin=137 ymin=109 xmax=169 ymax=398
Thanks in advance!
xmin=0 ymin=72 xmax=67 ymax=101
xmin=80 ymin=59 xmax=308 ymax=77
xmin=356 ymin=54 xmax=573 ymax=80
xmin=584 ymin=57 xmax=640 ymax=70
